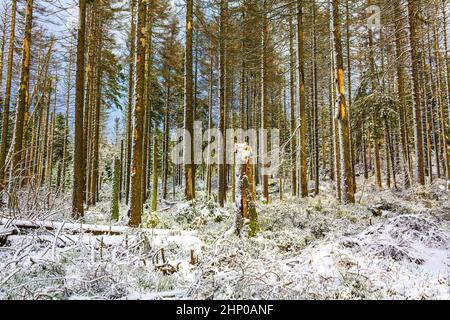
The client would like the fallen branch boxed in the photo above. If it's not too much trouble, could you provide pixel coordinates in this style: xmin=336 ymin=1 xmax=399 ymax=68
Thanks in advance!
xmin=0 ymin=218 xmax=197 ymax=237
xmin=6 ymin=233 xmax=203 ymax=254
xmin=161 ymin=199 xmax=179 ymax=206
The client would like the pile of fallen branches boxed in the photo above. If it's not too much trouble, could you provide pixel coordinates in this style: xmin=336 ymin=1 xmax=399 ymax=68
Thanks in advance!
xmin=0 ymin=218 xmax=202 ymax=300
xmin=188 ymin=213 xmax=449 ymax=300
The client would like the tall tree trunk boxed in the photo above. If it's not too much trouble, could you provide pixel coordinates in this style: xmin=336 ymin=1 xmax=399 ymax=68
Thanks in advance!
xmin=345 ymin=0 xmax=356 ymax=193
xmin=72 ymin=0 xmax=87 ymax=218
xmin=125 ymin=0 xmax=136 ymax=206
xmin=0 ymin=0 xmax=16 ymax=192
xmin=297 ymin=0 xmax=308 ymax=198
xmin=129 ymin=0 xmax=147 ymax=227
xmin=91 ymin=18 xmax=103 ymax=205
xmin=162 ymin=85 xmax=169 ymax=199
xmin=142 ymin=1 xmax=153 ymax=204
xmin=218 ymin=0 xmax=227 ymax=207
xmin=434 ymin=1 xmax=450 ymax=185
xmin=441 ymin=0 xmax=450 ymax=125
xmin=206 ymin=48 xmax=213 ymax=198
xmin=0 ymin=8 xmax=7 ymax=106
xmin=151 ymin=135 xmax=158 ymax=212
xmin=261 ymin=0 xmax=269 ymax=202
xmin=184 ymin=0 xmax=195 ymax=200
xmin=332 ymin=0 xmax=355 ymax=203
xmin=368 ymin=28 xmax=382 ymax=190
xmin=394 ymin=0 xmax=411 ymax=188
xmin=11 ymin=0 xmax=33 ymax=187
xmin=61 ymin=48 xmax=73 ymax=192
xmin=112 ymin=157 xmax=120 ymax=221
xmin=407 ymin=0 xmax=425 ymax=185
xmin=312 ymin=2 xmax=319 ymax=196
xmin=289 ymin=12 xmax=297 ymax=197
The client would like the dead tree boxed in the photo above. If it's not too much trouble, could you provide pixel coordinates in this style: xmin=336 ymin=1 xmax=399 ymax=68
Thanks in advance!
xmin=233 ymin=143 xmax=259 ymax=237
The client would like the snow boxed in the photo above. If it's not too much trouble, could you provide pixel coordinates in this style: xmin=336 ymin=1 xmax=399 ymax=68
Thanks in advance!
xmin=0 ymin=179 xmax=449 ymax=300
xmin=280 ymin=215 xmax=449 ymax=299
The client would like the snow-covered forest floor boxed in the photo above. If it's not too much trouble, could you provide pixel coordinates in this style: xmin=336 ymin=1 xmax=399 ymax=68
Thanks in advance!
xmin=0 ymin=178 xmax=449 ymax=300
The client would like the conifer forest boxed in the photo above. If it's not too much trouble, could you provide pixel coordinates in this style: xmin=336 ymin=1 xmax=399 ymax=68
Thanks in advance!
xmin=0 ymin=0 xmax=448 ymax=300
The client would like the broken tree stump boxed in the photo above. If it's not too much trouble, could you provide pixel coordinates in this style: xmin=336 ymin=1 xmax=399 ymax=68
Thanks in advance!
xmin=234 ymin=143 xmax=259 ymax=237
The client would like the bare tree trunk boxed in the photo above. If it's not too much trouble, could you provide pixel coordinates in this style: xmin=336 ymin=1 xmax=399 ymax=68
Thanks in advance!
xmin=394 ymin=0 xmax=411 ymax=188
xmin=206 ymin=48 xmax=213 ymax=198
xmin=312 ymin=2 xmax=319 ymax=196
xmin=91 ymin=8 xmax=103 ymax=205
xmin=345 ymin=0 xmax=356 ymax=193
xmin=407 ymin=0 xmax=425 ymax=185
xmin=0 ymin=8 xmax=7 ymax=106
xmin=297 ymin=0 xmax=308 ymax=198
xmin=142 ymin=1 xmax=153 ymax=204
xmin=151 ymin=135 xmax=158 ymax=212
xmin=61 ymin=48 xmax=73 ymax=192
xmin=129 ymin=0 xmax=147 ymax=227
xmin=0 ymin=0 xmax=16 ymax=192
xmin=441 ymin=0 xmax=450 ymax=126
xmin=112 ymin=157 xmax=120 ymax=221
xmin=11 ymin=0 xmax=33 ymax=190
xmin=260 ymin=0 xmax=269 ymax=202
xmin=368 ymin=26 xmax=382 ymax=190
xmin=184 ymin=0 xmax=195 ymax=200
xmin=332 ymin=0 xmax=355 ymax=203
xmin=218 ymin=0 xmax=227 ymax=207
xmin=72 ymin=0 xmax=87 ymax=218
xmin=125 ymin=0 xmax=136 ymax=206
xmin=434 ymin=1 xmax=450 ymax=185
xmin=288 ymin=13 xmax=297 ymax=196
xmin=162 ymin=85 xmax=169 ymax=199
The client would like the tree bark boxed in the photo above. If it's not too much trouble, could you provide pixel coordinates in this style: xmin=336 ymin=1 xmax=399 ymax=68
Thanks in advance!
xmin=72 ymin=0 xmax=87 ymax=218
xmin=129 ymin=0 xmax=147 ymax=227
xmin=184 ymin=0 xmax=195 ymax=200
xmin=288 ymin=13 xmax=297 ymax=196
xmin=11 ymin=0 xmax=33 ymax=189
xmin=0 ymin=0 xmax=16 ymax=192
xmin=407 ymin=0 xmax=425 ymax=185
xmin=297 ymin=0 xmax=308 ymax=198
xmin=332 ymin=0 xmax=355 ymax=203
xmin=125 ymin=0 xmax=136 ymax=206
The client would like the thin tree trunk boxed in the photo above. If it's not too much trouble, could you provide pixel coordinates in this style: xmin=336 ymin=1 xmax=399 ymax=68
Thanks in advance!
xmin=261 ymin=0 xmax=269 ymax=202
xmin=151 ymin=135 xmax=158 ymax=212
xmin=218 ymin=0 xmax=227 ymax=207
xmin=0 ymin=0 xmax=16 ymax=192
xmin=312 ymin=2 xmax=319 ymax=196
xmin=0 ymin=8 xmax=7 ymax=106
xmin=184 ymin=0 xmax=195 ymax=200
xmin=297 ymin=0 xmax=308 ymax=198
xmin=407 ymin=0 xmax=425 ymax=185
xmin=162 ymin=85 xmax=169 ymax=199
xmin=125 ymin=0 xmax=136 ymax=206
xmin=394 ymin=0 xmax=411 ymax=188
xmin=11 ymin=0 xmax=33 ymax=188
xmin=61 ymin=48 xmax=72 ymax=192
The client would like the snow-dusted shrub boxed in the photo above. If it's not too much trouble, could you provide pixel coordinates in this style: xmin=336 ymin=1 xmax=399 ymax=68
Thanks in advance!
xmin=144 ymin=212 xmax=173 ymax=229
xmin=175 ymin=199 xmax=227 ymax=228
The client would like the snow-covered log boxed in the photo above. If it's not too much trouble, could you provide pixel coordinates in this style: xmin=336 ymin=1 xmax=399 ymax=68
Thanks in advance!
xmin=0 ymin=218 xmax=197 ymax=237
xmin=6 ymin=233 xmax=202 ymax=253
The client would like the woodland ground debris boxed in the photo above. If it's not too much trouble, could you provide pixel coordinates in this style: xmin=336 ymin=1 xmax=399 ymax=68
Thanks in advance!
xmin=0 ymin=179 xmax=448 ymax=300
